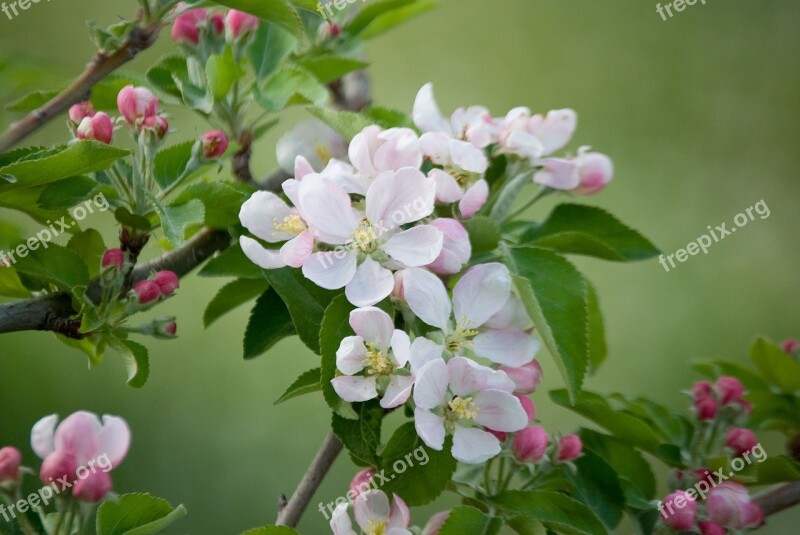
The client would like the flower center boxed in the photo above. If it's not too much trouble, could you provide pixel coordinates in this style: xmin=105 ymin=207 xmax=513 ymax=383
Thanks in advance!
xmin=363 ymin=344 xmax=394 ymax=376
xmin=448 ymin=396 xmax=478 ymax=422
xmin=446 ymin=319 xmax=479 ymax=352
xmin=364 ymin=520 xmax=387 ymax=535
xmin=273 ymin=214 xmax=306 ymax=236
xmin=351 ymin=219 xmax=381 ymax=254
xmin=314 ymin=143 xmax=332 ymax=163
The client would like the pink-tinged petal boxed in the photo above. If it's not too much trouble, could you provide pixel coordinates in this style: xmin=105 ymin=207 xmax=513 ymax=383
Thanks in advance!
xmin=366 ymin=168 xmax=435 ymax=227
xmin=574 ymin=150 xmax=613 ymax=195
xmin=485 ymin=294 xmax=532 ymax=331
xmin=413 ymin=83 xmax=452 ymax=135
xmin=294 ymin=155 xmax=315 ymax=180
xmin=350 ymin=306 xmax=395 ymax=352
xmin=73 ymin=469 xmax=112 ymax=502
xmin=331 ymin=376 xmax=378 ymax=403
xmin=345 ymin=257 xmax=395 ymax=307
xmin=528 ymin=109 xmax=577 ymax=155
xmin=374 ymin=128 xmax=422 ymax=172
xmin=505 ymin=130 xmax=544 ymax=160
xmin=402 ymin=268 xmax=451 ymax=331
xmin=414 ymin=408 xmax=446 ymax=450
xmin=321 ymin=159 xmax=369 ymax=195
xmin=533 ymin=158 xmax=580 ymax=190
xmin=381 ymin=375 xmax=414 ymax=409
xmin=31 ymin=414 xmax=59 ymax=459
xmin=282 ymin=179 xmax=300 ymax=207
xmin=54 ymin=411 xmax=102 ymax=466
xmin=387 ymin=529 xmax=412 ymax=535
xmin=473 ymin=390 xmax=528 ymax=432
xmin=336 ymin=336 xmax=368 ymax=375
xmin=349 ymin=125 xmax=382 ymax=178
xmin=452 ymin=426 xmax=501 ymax=464
xmin=453 ymin=263 xmax=511 ymax=328
xmin=409 ymin=337 xmax=444 ymax=374
xmin=280 ymin=231 xmax=314 ymax=268
xmin=331 ymin=502 xmax=357 ymax=535
xmin=240 ymin=236 xmax=286 ymax=269
xmin=447 ymin=357 xmax=515 ymax=396
xmin=355 ymin=490 xmax=391 ymax=530
xmin=413 ymin=359 xmax=449 ymax=410
xmin=473 ymin=329 xmax=539 ymax=367
xmin=302 ymin=250 xmax=358 ymax=290
xmin=239 ymin=191 xmax=294 ymax=242
xmin=391 ymin=330 xmax=411 ymax=367
xmin=427 ymin=218 xmax=471 ymax=275
xmin=298 ymin=174 xmax=359 ymax=244
xmin=419 ymin=132 xmax=452 ymax=165
xmin=382 ymin=226 xmax=443 ymax=267
xmin=449 ymin=139 xmax=488 ymax=174
xmin=95 ymin=416 xmax=130 ymax=468
xmin=429 ymin=169 xmax=463 ymax=203
xmin=459 ymin=179 xmax=489 ymax=219
xmin=388 ymin=494 xmax=410 ymax=529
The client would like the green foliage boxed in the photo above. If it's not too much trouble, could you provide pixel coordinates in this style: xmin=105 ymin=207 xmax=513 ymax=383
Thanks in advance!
xmin=149 ymin=196 xmax=205 ymax=247
xmin=332 ymin=399 xmax=384 ymax=466
xmin=586 ymin=282 xmax=607 ymax=374
xmin=211 ymin=0 xmax=307 ymax=39
xmin=347 ymin=0 xmax=436 ymax=39
xmin=243 ymin=288 xmax=296 ymax=359
xmin=464 ymin=216 xmax=500 ymax=255
xmin=204 ymin=278 xmax=269 ymax=328
xmin=275 ymin=367 xmax=321 ymax=404
xmin=67 ymin=228 xmax=106 ymax=279
xmin=153 ymin=141 xmax=196 ymax=190
xmin=96 ymin=493 xmax=187 ymax=535
xmin=439 ymin=506 xmax=502 ymax=535
xmin=255 ymin=65 xmax=329 ymax=112
xmin=14 ymin=242 xmax=89 ymax=291
xmin=248 ymin=23 xmax=297 ymax=80
xmin=297 ymin=55 xmax=369 ymax=84
xmin=749 ymin=337 xmax=800 ymax=394
xmin=566 ymin=451 xmax=625 ymax=530
xmin=319 ymin=294 xmax=358 ymax=419
xmin=0 ymin=266 xmax=30 ymax=298
xmin=307 ymin=106 xmax=374 ymax=141
xmin=199 ymin=244 xmax=265 ymax=279
xmin=37 ymin=176 xmax=102 ymax=210
xmin=491 ymin=490 xmax=607 ymax=535
xmin=108 ymin=338 xmax=150 ymax=388
xmin=174 ymin=182 xmax=250 ymax=228
xmin=207 ymin=47 xmax=247 ymax=100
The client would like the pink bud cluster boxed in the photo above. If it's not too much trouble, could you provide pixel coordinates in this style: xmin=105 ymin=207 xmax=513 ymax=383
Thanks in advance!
xmin=133 ymin=270 xmax=180 ymax=305
xmin=691 ymin=376 xmax=751 ymax=421
xmin=71 ymin=102 xmax=114 ymax=145
xmin=660 ymin=483 xmax=764 ymax=532
xmin=117 ymin=85 xmax=169 ymax=140
xmin=171 ymin=3 xmax=259 ymax=46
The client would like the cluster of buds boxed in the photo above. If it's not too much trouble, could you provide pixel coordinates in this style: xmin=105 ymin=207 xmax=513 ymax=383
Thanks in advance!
xmin=117 ymin=85 xmax=169 ymax=141
xmin=661 ymin=482 xmax=763 ymax=533
xmin=691 ymin=376 xmax=751 ymax=421
xmin=132 ymin=270 xmax=180 ymax=306
xmin=171 ymin=3 xmax=259 ymax=53
xmin=68 ymin=101 xmax=113 ymax=145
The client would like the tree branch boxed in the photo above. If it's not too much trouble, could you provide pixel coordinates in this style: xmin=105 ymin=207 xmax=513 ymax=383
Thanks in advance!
xmin=276 ymin=431 xmax=343 ymax=528
xmin=756 ymin=481 xmax=800 ymax=517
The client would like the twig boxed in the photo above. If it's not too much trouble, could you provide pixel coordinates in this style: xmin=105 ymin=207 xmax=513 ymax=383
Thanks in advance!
xmin=755 ymin=481 xmax=800 ymax=517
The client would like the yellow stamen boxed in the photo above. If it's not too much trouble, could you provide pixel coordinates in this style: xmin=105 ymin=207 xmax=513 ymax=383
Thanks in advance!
xmin=364 ymin=520 xmax=387 ymax=535
xmin=273 ymin=214 xmax=306 ymax=236
xmin=314 ymin=143 xmax=333 ymax=163
xmin=351 ymin=219 xmax=381 ymax=254
xmin=363 ymin=344 xmax=393 ymax=376
xmin=448 ymin=396 xmax=479 ymax=421
xmin=446 ymin=319 xmax=479 ymax=352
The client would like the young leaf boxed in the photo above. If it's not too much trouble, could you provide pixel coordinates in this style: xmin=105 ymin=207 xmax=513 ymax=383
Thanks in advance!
xmin=347 ymin=0 xmax=434 ymax=37
xmin=275 ymin=367 xmax=321 ymax=405
xmin=6 ymin=88 xmax=63 ymax=112
xmin=14 ymin=243 xmax=90 ymax=290
xmin=146 ymin=56 xmax=188 ymax=102
xmin=464 ymin=216 xmax=500 ymax=254
xmin=199 ymin=244 xmax=264 ymax=279
xmin=0 ymin=187 xmax=72 ymax=225
xmin=565 ymin=451 xmax=625 ymax=530
xmin=297 ymin=55 xmax=369 ymax=84
xmin=107 ymin=338 xmax=150 ymax=388
xmin=255 ymin=65 xmax=329 ymax=112
xmin=439 ymin=507 xmax=502 ymax=535
xmin=204 ymin=278 xmax=269 ymax=328
xmin=96 ymin=493 xmax=187 ymax=535
xmin=0 ymin=266 xmax=30 ymax=298
xmin=586 ymin=281 xmax=607 ymax=374
xmin=37 ymin=176 xmax=100 ymax=210
xmin=67 ymin=229 xmax=105 ymax=279
xmin=174 ymin=182 xmax=250 ymax=228
xmin=332 ymin=400 xmax=384 ymax=467
xmin=207 ymin=47 xmax=246 ymax=100
xmin=244 ymin=288 xmax=296 ymax=359
xmin=320 ymin=294 xmax=359 ymax=420
xmin=248 ymin=23 xmax=297 ymax=80
xmin=362 ymin=106 xmax=414 ymax=130
xmin=749 ymin=337 xmax=800 ymax=394
xmin=211 ymin=0 xmax=305 ymax=39
xmin=578 ymin=429 xmax=656 ymax=504
xmin=307 ymin=106 xmax=373 ymax=141
xmin=521 ymin=204 xmax=660 ymax=262
xmin=153 ymin=141 xmax=196 ymax=190
xmin=151 ymin=197 xmax=205 ymax=247
xmin=491 ymin=490 xmax=607 ymax=535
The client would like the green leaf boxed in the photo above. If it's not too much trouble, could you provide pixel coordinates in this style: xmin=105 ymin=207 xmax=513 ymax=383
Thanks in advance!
xmin=307 ymin=106 xmax=372 ymax=141
xmin=243 ymin=288 xmax=296 ymax=359
xmin=362 ymin=106 xmax=414 ymax=130
xmin=205 ymin=278 xmax=269 ymax=328
xmin=506 ymin=246 xmax=588 ymax=402
xmin=153 ymin=141 xmax=197 ymax=190
xmin=96 ymin=493 xmax=187 ymax=535
xmin=14 ymin=242 xmax=89 ymax=290
xmin=151 ymin=197 xmax=205 ymax=247
xmin=0 ymin=142 xmax=128 ymax=191
xmin=173 ymin=182 xmax=249 ymax=228
xmin=610 ymin=394 xmax=692 ymax=448
xmin=207 ymin=47 xmax=246 ymax=100
xmin=586 ymin=281 xmax=607 ymax=374
xmin=198 ymin=244 xmax=264 ymax=279
xmin=749 ymin=337 xmax=800 ymax=394
xmin=114 ymin=207 xmax=152 ymax=231
xmin=298 ymin=55 xmax=369 ymax=84
xmin=348 ymin=0 xmax=435 ymax=39
xmin=146 ymin=56 xmax=187 ymax=103
xmin=578 ymin=429 xmax=656 ymax=504
xmin=263 ymin=267 xmax=337 ymax=353
xmin=521 ymin=204 xmax=660 ymax=262
xmin=506 ymin=517 xmax=547 ymax=535
xmin=381 ymin=422 xmax=457 ymax=506
xmin=212 ymin=0 xmax=305 ymax=39
xmin=333 ymin=400 xmax=384 ymax=466
xmin=37 ymin=176 xmax=100 ymax=210
xmin=0 ymin=265 xmax=30 ymax=298
xmin=0 ymin=187 xmax=71 ymax=225
xmin=319 ymin=294 xmax=358 ymax=419
xmin=491 ymin=490 xmax=607 ymax=535
xmin=464 ymin=216 xmax=500 ymax=254
xmin=255 ymin=65 xmax=329 ymax=112
xmin=109 ymin=339 xmax=150 ymax=388
xmin=275 ymin=367 xmax=321 ymax=404
xmin=248 ymin=23 xmax=297 ymax=80
xmin=6 ymin=88 xmax=62 ymax=112
xmin=91 ymin=74 xmax=148 ymax=112
xmin=67 ymin=229 xmax=105 ymax=279
xmin=566 ymin=451 xmax=625 ymax=529
xmin=739 ymin=455 xmax=800 ymax=485
xmin=439 ymin=507 xmax=502 ymax=535
xmin=240 ymin=527 xmax=299 ymax=535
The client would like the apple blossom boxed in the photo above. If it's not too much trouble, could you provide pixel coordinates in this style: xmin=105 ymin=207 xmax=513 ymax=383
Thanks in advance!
xmin=133 ymin=280 xmax=161 ymax=304
xmin=101 ymin=248 xmax=125 ymax=270
xmin=348 ymin=126 xmax=423 ymax=188
xmin=330 ymin=490 xmax=411 ymax=535
xmin=276 ymin=120 xmax=348 ymax=174
xmin=425 ymin=218 xmax=471 ymax=275
xmin=694 ymin=395 xmax=717 ymax=420
xmin=716 ymin=376 xmax=744 ymax=405
xmin=413 ymin=83 xmax=497 ymax=149
xmin=498 ymin=107 xmax=577 ymax=160
xmin=73 ymin=471 xmax=113 ymax=502
xmin=201 ymin=130 xmax=229 ymax=159
xmin=692 ymin=380 xmax=713 ymax=399
xmin=512 ymin=425 xmax=548 ymax=464
xmin=0 ymin=446 xmax=21 ymax=482
xmin=782 ymin=339 xmax=799 ymax=354
xmin=142 ymin=114 xmax=169 ymax=140
xmin=706 ymin=482 xmax=763 ymax=529
xmin=698 ymin=521 xmax=726 ymax=535
xmin=725 ymin=428 xmax=758 ymax=456
xmin=76 ymin=112 xmax=113 ymax=144
xmin=153 ymin=270 xmax=180 ymax=296
xmin=421 ymin=511 xmax=450 ymax=535
xmin=117 ymin=85 xmax=158 ymax=125
xmin=517 ymin=395 xmax=536 ymax=423
xmin=534 ymin=147 xmax=613 ymax=192
xmin=349 ymin=468 xmax=376 ymax=500
xmin=413 ymin=357 xmax=527 ymax=463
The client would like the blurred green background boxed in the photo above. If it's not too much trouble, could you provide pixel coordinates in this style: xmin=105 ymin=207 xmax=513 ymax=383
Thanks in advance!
xmin=1 ymin=0 xmax=799 ymax=533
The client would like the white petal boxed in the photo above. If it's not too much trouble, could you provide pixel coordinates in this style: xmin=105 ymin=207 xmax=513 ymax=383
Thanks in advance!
xmin=413 ymin=359 xmax=449 ymax=410
xmin=529 ymin=108 xmax=577 ymax=155
xmin=453 ymin=263 xmax=511 ymax=328
xmin=485 ymin=294 xmax=532 ymax=331
xmin=373 ymin=128 xmax=422 ymax=172
xmin=355 ymin=490 xmax=390 ymax=530
xmin=402 ymin=268 xmax=452 ymax=331
xmin=381 ymin=375 xmax=414 ymax=409
xmin=412 ymin=83 xmax=452 ymax=135
xmin=336 ymin=336 xmax=368 ymax=375
xmin=302 ymin=250 xmax=358 ymax=290
xmin=321 ymin=158 xmax=369 ymax=195
xmin=294 ymin=155 xmax=315 ymax=180
xmin=298 ymin=174 xmax=359 ymax=244
xmin=96 ymin=416 xmax=131 ymax=468
xmin=282 ymin=178 xmax=300 ymax=207
xmin=419 ymin=132 xmax=452 ymax=165
xmin=451 ymin=427 xmax=501 ymax=464
xmin=345 ymin=257 xmax=395 ymax=307
xmin=447 ymin=357 xmax=515 ymax=396
xmin=473 ymin=329 xmax=539 ymax=367
xmin=449 ymin=139 xmax=488 ymax=174
xmin=349 ymin=125 xmax=382 ymax=178
xmin=31 ymin=414 xmax=59 ymax=459
xmin=239 ymin=191 xmax=294 ymax=242
xmin=366 ymin=168 xmax=434 ymax=227
xmin=430 ymin=169 xmax=463 ymax=203
xmin=330 ymin=502 xmax=357 ymax=535
xmin=350 ymin=307 xmax=395 ymax=352
xmin=331 ymin=376 xmax=378 ymax=403
xmin=382 ymin=226 xmax=443 ymax=267
xmin=473 ymin=390 xmax=528 ymax=432
xmin=533 ymin=158 xmax=580 ymax=190
xmin=414 ymin=408 xmax=446 ymax=450
xmin=458 ymin=179 xmax=489 ymax=219
xmin=505 ymin=130 xmax=545 ymax=160
xmin=240 ymin=236 xmax=286 ymax=269
xmin=409 ymin=337 xmax=444 ymax=375
xmin=279 ymin=230 xmax=314 ymax=268
xmin=391 ymin=330 xmax=411 ymax=367
xmin=388 ymin=495 xmax=410 ymax=529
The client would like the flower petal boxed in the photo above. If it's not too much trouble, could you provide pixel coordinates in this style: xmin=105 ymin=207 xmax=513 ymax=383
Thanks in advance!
xmin=381 ymin=375 xmax=414 ymax=409
xmin=240 ymin=236 xmax=286 ymax=269
xmin=473 ymin=329 xmax=539 ymax=367
xmin=414 ymin=408 xmax=446 ymax=450
xmin=458 ymin=179 xmax=489 ymax=219
xmin=419 ymin=132 xmax=452 ymax=166
xmin=239 ymin=191 xmax=294 ymax=242
xmin=374 ymin=128 xmax=422 ymax=172
xmin=331 ymin=376 xmax=378 ymax=403
xmin=294 ymin=155 xmax=315 ymax=180
xmin=388 ymin=494 xmax=410 ymax=529
xmin=350 ymin=307 xmax=395 ymax=351
xmin=484 ymin=294 xmax=532 ymax=331
xmin=95 ymin=415 xmax=131 ymax=468
xmin=345 ymin=257 xmax=395 ymax=307
xmin=336 ymin=336 xmax=368 ymax=375
xmin=402 ymin=268 xmax=451 ymax=331
xmin=412 ymin=83 xmax=452 ymax=135
xmin=413 ymin=358 xmax=449 ymax=410
xmin=429 ymin=169 xmax=463 ymax=203
xmin=53 ymin=411 xmax=102 ymax=465
xmin=349 ymin=125 xmax=382 ymax=178
xmin=453 ymin=263 xmax=511 ymax=328
xmin=452 ymin=426 xmax=501 ymax=464
xmin=298 ymin=174 xmax=359 ymax=244
xmin=280 ymin=230 xmax=314 ymax=268
xmin=302 ymin=250 xmax=358 ymax=290
xmin=505 ymin=130 xmax=545 ymax=160
xmin=366 ymin=168 xmax=435 ymax=227
xmin=355 ymin=490 xmax=390 ymax=530
xmin=529 ymin=109 xmax=577 ymax=155
xmin=391 ymin=330 xmax=411 ymax=367
xmin=409 ymin=337 xmax=444 ymax=374
xmin=533 ymin=158 xmax=580 ymax=190
xmin=31 ymin=414 xmax=59 ymax=459
xmin=473 ymin=390 xmax=528 ymax=432
xmin=447 ymin=357 xmax=515 ymax=396
xmin=382 ymin=226 xmax=443 ymax=267
xmin=449 ymin=139 xmax=488 ymax=174
xmin=331 ymin=502 xmax=357 ymax=535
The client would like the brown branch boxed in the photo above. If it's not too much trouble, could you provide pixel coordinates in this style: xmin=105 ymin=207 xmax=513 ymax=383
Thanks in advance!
xmin=756 ymin=482 xmax=800 ymax=517
xmin=276 ymin=431 xmax=343 ymax=528
xmin=0 ymin=24 xmax=160 ymax=153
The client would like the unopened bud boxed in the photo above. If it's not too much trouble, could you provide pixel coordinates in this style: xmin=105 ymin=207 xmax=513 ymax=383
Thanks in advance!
xmin=76 ymin=112 xmax=114 ymax=144
xmin=153 ymin=270 xmax=180 ymax=296
xmin=0 ymin=446 xmax=22 ymax=483
xmin=68 ymin=101 xmax=95 ymax=124
xmin=201 ymin=130 xmax=229 ymax=159
xmin=133 ymin=280 xmax=161 ymax=305
xmin=101 ymin=248 xmax=125 ymax=270
xmin=511 ymin=426 xmax=548 ymax=464
xmin=556 ymin=434 xmax=582 ymax=462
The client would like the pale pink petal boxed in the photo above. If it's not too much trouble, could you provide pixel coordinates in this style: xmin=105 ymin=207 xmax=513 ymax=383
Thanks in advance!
xmin=239 ymin=191 xmax=294 ymax=242
xmin=529 ymin=109 xmax=577 ymax=155
xmin=302 ymin=250 xmax=358 ymax=290
xmin=388 ymin=495 xmax=410 ymax=529
xmin=414 ymin=408 xmax=446 ymax=450
xmin=391 ymin=330 xmax=411 ymax=367
xmin=298 ymin=174 xmax=359 ymax=244
xmin=459 ymin=179 xmax=489 ymax=219
xmin=505 ymin=130 xmax=545 ymax=160
xmin=294 ymin=155 xmax=315 ymax=180
xmin=387 ymin=529 xmax=412 ymax=535
xmin=95 ymin=416 xmax=131 ymax=468
xmin=345 ymin=257 xmax=395 ymax=307
xmin=331 ymin=502 xmax=357 ymax=535
xmin=473 ymin=329 xmax=539 ymax=367
xmin=366 ymin=168 xmax=435 ymax=227
xmin=382 ymin=226 xmax=443 ymax=267
xmin=452 ymin=426 xmax=501 ymax=464
xmin=355 ymin=490 xmax=390 ymax=530
xmin=281 ymin=178 xmax=300 ymax=207
xmin=453 ymin=263 xmax=511 ymax=328
xmin=54 ymin=411 xmax=102 ymax=466
xmin=413 ymin=359 xmax=449 ymax=410
xmin=280 ymin=230 xmax=314 ymax=268
xmin=430 ymin=169 xmax=463 ymax=203
xmin=240 ymin=236 xmax=286 ymax=269
xmin=331 ymin=376 xmax=378 ymax=403
xmin=321 ymin=158 xmax=369 ymax=195
xmin=402 ymin=268 xmax=451 ymax=331
xmin=413 ymin=83 xmax=452 ymax=135
xmin=485 ymin=294 xmax=532 ymax=331
xmin=419 ymin=132 xmax=452 ymax=165
xmin=349 ymin=125 xmax=382 ymax=177
xmin=336 ymin=336 xmax=368 ymax=375
xmin=350 ymin=307 xmax=395 ymax=351
xmin=449 ymin=139 xmax=488 ymax=174
xmin=422 ymin=512 xmax=451 ymax=535
xmin=31 ymin=414 xmax=59 ymax=459
xmin=409 ymin=337 xmax=444 ymax=374
xmin=533 ymin=158 xmax=580 ymax=190
xmin=381 ymin=375 xmax=414 ymax=409
xmin=447 ymin=357 xmax=515 ymax=396
xmin=427 ymin=218 xmax=471 ymax=275
xmin=473 ymin=390 xmax=528 ymax=432
xmin=374 ymin=128 xmax=422 ymax=172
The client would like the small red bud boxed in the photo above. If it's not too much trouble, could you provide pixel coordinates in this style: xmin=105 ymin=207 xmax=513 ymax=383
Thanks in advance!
xmin=153 ymin=270 xmax=180 ymax=296
xmin=557 ymin=435 xmax=583 ymax=462
xmin=101 ymin=248 xmax=125 ymax=270
xmin=133 ymin=280 xmax=161 ymax=304
xmin=201 ymin=130 xmax=229 ymax=159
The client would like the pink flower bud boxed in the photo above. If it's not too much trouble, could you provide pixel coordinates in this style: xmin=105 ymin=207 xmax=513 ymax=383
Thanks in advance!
xmin=694 ymin=396 xmax=718 ymax=420
xmin=201 ymin=130 xmax=229 ymax=159
xmin=226 ymin=10 xmax=260 ymax=39
xmin=0 ymin=446 xmax=22 ymax=482
xmin=573 ymin=151 xmax=613 ymax=195
xmin=172 ymin=14 xmax=200 ymax=44
xmin=76 ymin=112 xmax=114 ymax=144
xmin=165 ymin=321 xmax=177 ymax=337
xmin=698 ymin=521 xmax=726 ymax=535
xmin=716 ymin=376 xmax=744 ymax=405
xmin=500 ymin=361 xmax=542 ymax=395
xmin=102 ymin=248 xmax=125 ymax=270
xmin=782 ymin=339 xmax=799 ymax=354
xmin=426 ymin=218 xmax=471 ymax=275
xmin=73 ymin=470 xmax=112 ymax=502
xmin=511 ymin=425 xmax=548 ymax=463
xmin=319 ymin=22 xmax=341 ymax=39
xmin=141 ymin=114 xmax=169 ymax=140
xmin=556 ymin=434 xmax=582 ymax=462
xmin=348 ymin=468 xmax=375 ymax=500
xmin=725 ymin=428 xmax=758 ymax=456
xmin=68 ymin=101 xmax=94 ymax=123
xmin=210 ymin=12 xmax=225 ymax=35
xmin=117 ymin=85 xmax=158 ymax=125
xmin=487 ymin=429 xmax=507 ymax=442
xmin=133 ymin=280 xmax=161 ymax=304
xmin=516 ymin=395 xmax=536 ymax=424
xmin=40 ymin=450 xmax=76 ymax=485
xmin=391 ymin=271 xmax=406 ymax=302
xmin=661 ymin=490 xmax=697 ymax=531
xmin=707 ymin=482 xmax=762 ymax=529
xmin=692 ymin=380 xmax=713 ymax=400
xmin=153 ymin=271 xmax=180 ymax=296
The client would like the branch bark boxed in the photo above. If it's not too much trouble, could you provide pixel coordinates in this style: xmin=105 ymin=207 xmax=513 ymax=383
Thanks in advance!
xmin=756 ymin=481 xmax=800 ymax=517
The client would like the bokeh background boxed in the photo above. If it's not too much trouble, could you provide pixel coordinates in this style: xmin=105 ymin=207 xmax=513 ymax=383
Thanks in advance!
xmin=1 ymin=0 xmax=799 ymax=533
